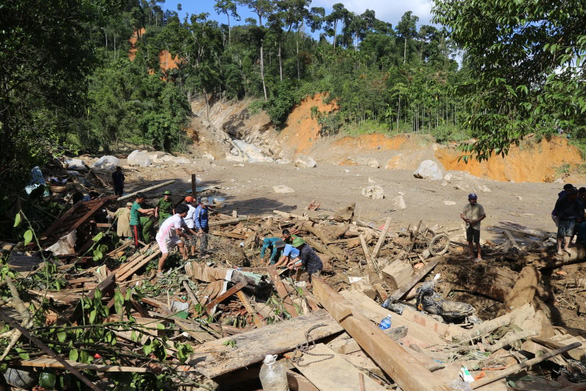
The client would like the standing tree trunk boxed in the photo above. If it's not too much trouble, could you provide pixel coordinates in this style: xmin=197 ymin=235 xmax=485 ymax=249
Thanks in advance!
xmin=260 ymin=44 xmax=267 ymax=101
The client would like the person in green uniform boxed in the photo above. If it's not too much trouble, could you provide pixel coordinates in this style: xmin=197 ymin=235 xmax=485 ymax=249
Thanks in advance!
xmin=130 ymin=193 xmax=155 ymax=246
xmin=155 ymin=190 xmax=174 ymax=225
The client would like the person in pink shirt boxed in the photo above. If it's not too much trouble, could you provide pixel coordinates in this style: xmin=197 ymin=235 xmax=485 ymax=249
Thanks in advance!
xmin=155 ymin=204 xmax=197 ymax=277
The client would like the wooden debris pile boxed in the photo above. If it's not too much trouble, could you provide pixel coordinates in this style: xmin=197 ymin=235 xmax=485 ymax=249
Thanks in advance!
xmin=1 ymin=203 xmax=585 ymax=390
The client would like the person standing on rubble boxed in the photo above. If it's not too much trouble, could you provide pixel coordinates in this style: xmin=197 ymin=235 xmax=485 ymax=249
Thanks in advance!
xmin=130 ymin=193 xmax=155 ymax=246
xmin=553 ymin=187 xmax=582 ymax=255
xmin=195 ymin=197 xmax=210 ymax=258
xmin=288 ymin=237 xmax=323 ymax=288
xmin=155 ymin=190 xmax=174 ymax=225
xmin=107 ymin=202 xmax=133 ymax=240
xmin=111 ymin=166 xmax=125 ymax=196
xmin=156 ymin=204 xmax=196 ymax=277
xmin=260 ymin=238 xmax=286 ymax=266
xmin=183 ymin=196 xmax=198 ymax=257
xmin=460 ymin=193 xmax=486 ymax=262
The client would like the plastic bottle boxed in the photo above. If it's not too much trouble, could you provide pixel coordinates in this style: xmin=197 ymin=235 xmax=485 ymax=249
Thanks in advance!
xmin=259 ymin=354 xmax=289 ymax=391
xmin=379 ymin=315 xmax=392 ymax=330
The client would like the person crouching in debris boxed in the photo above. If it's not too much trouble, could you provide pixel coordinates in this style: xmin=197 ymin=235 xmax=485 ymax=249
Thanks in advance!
xmin=460 ymin=193 xmax=486 ymax=262
xmin=195 ymin=197 xmax=210 ymax=258
xmin=288 ymin=237 xmax=323 ymax=289
xmin=260 ymin=237 xmax=286 ymax=266
xmin=156 ymin=204 xmax=197 ymax=277
xmin=553 ymin=187 xmax=582 ymax=255
xmin=183 ymin=196 xmax=198 ymax=257
xmin=130 ymin=193 xmax=155 ymax=246
xmin=274 ymin=242 xmax=300 ymax=268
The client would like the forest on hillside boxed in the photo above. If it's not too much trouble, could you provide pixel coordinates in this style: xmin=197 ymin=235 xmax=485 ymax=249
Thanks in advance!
xmin=1 ymin=0 xmax=584 ymax=191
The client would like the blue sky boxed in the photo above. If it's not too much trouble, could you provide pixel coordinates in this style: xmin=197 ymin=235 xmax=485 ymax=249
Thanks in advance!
xmin=162 ymin=0 xmax=435 ymax=29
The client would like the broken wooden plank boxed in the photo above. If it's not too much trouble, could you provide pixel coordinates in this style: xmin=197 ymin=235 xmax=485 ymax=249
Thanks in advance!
xmin=292 ymin=343 xmax=386 ymax=391
xmin=188 ymin=309 xmax=343 ymax=378
xmin=267 ymin=266 xmax=299 ymax=317
xmin=205 ymin=281 xmax=247 ymax=312
xmin=208 ymin=216 xmax=261 ymax=227
xmin=371 ymin=217 xmax=391 ymax=259
xmin=340 ymin=289 xmax=448 ymax=346
xmin=485 ymin=329 xmax=538 ymax=352
xmin=236 ymin=290 xmax=265 ymax=327
xmin=69 ymin=274 xmax=117 ymax=323
xmin=471 ymin=342 xmax=582 ymax=389
xmin=210 ymin=230 xmax=248 ymax=240
xmin=116 ymin=249 xmax=161 ymax=282
xmin=359 ymin=234 xmax=380 ymax=274
xmin=313 ymin=278 xmax=450 ymax=391
xmin=386 ymin=256 xmax=442 ymax=303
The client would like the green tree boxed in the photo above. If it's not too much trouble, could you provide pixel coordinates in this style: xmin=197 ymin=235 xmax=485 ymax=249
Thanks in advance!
xmin=214 ymin=0 xmax=240 ymax=45
xmin=433 ymin=0 xmax=586 ymax=160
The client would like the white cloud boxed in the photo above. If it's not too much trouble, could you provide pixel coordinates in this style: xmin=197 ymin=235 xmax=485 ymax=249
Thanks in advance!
xmin=311 ymin=0 xmax=435 ymax=27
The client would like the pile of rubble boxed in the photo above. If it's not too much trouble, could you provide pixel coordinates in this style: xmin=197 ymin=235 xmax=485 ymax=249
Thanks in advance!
xmin=1 ymin=180 xmax=586 ymax=390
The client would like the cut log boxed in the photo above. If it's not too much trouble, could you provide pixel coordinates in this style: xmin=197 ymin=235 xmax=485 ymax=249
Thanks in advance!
xmin=292 ymin=343 xmax=386 ymax=391
xmin=117 ymin=179 xmax=175 ymax=201
xmin=267 ymin=266 xmax=299 ymax=317
xmin=205 ymin=281 xmax=247 ymax=312
xmin=236 ymin=290 xmax=265 ymax=328
xmin=313 ymin=278 xmax=450 ymax=391
xmin=485 ymin=329 xmax=538 ymax=352
xmin=371 ymin=217 xmax=392 ymax=259
xmin=454 ymin=265 xmax=517 ymax=302
xmin=187 ymin=310 xmax=343 ymax=378
xmin=382 ymin=260 xmax=413 ymax=291
xmin=20 ymin=357 xmax=149 ymax=373
xmin=504 ymin=266 xmax=539 ymax=309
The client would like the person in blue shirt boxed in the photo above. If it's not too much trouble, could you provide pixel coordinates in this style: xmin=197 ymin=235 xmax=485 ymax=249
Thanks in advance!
xmin=260 ymin=238 xmax=285 ymax=266
xmin=195 ymin=197 xmax=209 ymax=258
xmin=274 ymin=243 xmax=300 ymax=267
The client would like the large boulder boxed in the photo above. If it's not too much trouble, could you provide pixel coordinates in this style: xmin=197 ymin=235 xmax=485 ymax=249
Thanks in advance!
xmin=127 ymin=150 xmax=152 ymax=167
xmin=64 ymin=158 xmax=88 ymax=172
xmin=413 ymin=160 xmax=443 ymax=181
xmin=295 ymin=154 xmax=317 ymax=168
xmin=273 ymin=185 xmax=295 ymax=194
xmin=92 ymin=155 xmax=119 ymax=171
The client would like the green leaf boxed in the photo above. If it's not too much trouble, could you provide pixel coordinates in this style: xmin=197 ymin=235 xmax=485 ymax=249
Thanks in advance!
xmin=13 ymin=212 xmax=21 ymax=227
xmin=23 ymin=230 xmax=33 ymax=246
xmin=92 ymin=232 xmax=103 ymax=242
xmin=89 ymin=310 xmax=97 ymax=324
xmin=69 ymin=349 xmax=79 ymax=361
xmin=57 ymin=332 xmax=67 ymax=342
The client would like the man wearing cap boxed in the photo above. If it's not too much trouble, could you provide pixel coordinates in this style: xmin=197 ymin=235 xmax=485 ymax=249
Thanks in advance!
xmin=156 ymin=204 xmax=197 ymax=277
xmin=460 ymin=193 xmax=486 ymax=262
xmin=288 ymin=237 xmax=323 ymax=288
xmin=195 ymin=197 xmax=210 ymax=258
xmin=553 ymin=187 xmax=582 ymax=255
xmin=155 ymin=190 xmax=174 ymax=225
xmin=130 ymin=193 xmax=155 ymax=246
xmin=260 ymin=237 xmax=286 ymax=266
xmin=183 ymin=196 xmax=198 ymax=257
xmin=274 ymin=242 xmax=301 ymax=268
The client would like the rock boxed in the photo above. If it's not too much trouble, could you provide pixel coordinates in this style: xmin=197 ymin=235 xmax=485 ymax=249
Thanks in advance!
xmin=64 ymin=158 xmax=88 ymax=172
xmin=444 ymin=173 xmax=453 ymax=181
xmin=4 ymin=368 xmax=38 ymax=389
xmin=273 ymin=185 xmax=295 ymax=194
xmin=355 ymin=157 xmax=380 ymax=168
xmin=444 ymin=201 xmax=457 ymax=206
xmin=368 ymin=177 xmax=377 ymax=184
xmin=334 ymin=203 xmax=355 ymax=222
xmin=127 ymin=150 xmax=152 ymax=167
xmin=413 ymin=160 xmax=443 ymax=180
xmin=92 ymin=155 xmax=119 ymax=171
xmin=233 ymin=140 xmax=272 ymax=163
xmin=203 ymin=153 xmax=215 ymax=160
xmin=361 ymin=185 xmax=384 ymax=199
xmin=295 ymin=154 xmax=317 ymax=168
xmin=172 ymin=156 xmax=191 ymax=165
xmin=393 ymin=195 xmax=407 ymax=210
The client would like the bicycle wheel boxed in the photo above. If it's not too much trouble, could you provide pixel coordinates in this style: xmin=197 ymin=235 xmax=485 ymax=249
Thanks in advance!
xmin=428 ymin=233 xmax=450 ymax=256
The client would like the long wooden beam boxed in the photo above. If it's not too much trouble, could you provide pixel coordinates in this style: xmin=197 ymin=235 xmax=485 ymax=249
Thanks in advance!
xmin=312 ymin=278 xmax=450 ymax=391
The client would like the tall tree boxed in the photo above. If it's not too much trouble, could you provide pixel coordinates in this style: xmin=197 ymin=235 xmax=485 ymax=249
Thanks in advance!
xmin=433 ymin=0 xmax=586 ymax=160
xmin=238 ymin=0 xmax=274 ymax=100
xmin=214 ymin=0 xmax=240 ymax=45
xmin=276 ymin=0 xmax=310 ymax=80
xmin=396 ymin=11 xmax=419 ymax=64
xmin=324 ymin=3 xmax=349 ymax=48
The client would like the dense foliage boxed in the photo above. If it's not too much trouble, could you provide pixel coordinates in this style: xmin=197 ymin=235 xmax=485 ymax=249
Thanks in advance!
xmin=433 ymin=0 xmax=586 ymax=160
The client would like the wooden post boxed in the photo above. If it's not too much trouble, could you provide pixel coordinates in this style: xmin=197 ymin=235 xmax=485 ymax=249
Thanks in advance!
xmin=191 ymin=174 xmax=197 ymax=198
xmin=117 ymin=180 xmax=176 ymax=201
xmin=312 ymin=278 xmax=450 ymax=391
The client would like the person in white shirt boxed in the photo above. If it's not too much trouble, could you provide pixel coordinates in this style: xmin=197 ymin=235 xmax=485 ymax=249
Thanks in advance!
xmin=183 ymin=196 xmax=198 ymax=257
xmin=155 ymin=204 xmax=197 ymax=277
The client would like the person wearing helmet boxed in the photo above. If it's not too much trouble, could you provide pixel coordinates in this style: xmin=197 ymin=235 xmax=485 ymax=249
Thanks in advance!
xmin=288 ymin=237 xmax=323 ymax=288
xmin=460 ymin=193 xmax=486 ymax=262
